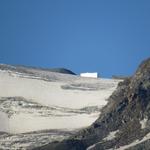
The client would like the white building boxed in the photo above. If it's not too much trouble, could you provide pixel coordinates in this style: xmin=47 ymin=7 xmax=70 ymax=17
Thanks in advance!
xmin=80 ymin=72 xmax=98 ymax=78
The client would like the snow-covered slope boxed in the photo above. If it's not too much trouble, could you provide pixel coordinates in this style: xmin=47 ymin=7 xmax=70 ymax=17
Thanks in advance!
xmin=0 ymin=64 xmax=121 ymax=149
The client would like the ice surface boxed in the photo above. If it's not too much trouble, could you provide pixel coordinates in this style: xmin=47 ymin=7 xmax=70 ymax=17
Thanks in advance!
xmin=0 ymin=111 xmax=9 ymax=132
xmin=0 ymin=68 xmax=121 ymax=149
xmin=0 ymin=71 xmax=119 ymax=109
xmin=9 ymin=113 xmax=99 ymax=133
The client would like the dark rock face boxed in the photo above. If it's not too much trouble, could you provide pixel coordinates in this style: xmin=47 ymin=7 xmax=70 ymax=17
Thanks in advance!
xmin=34 ymin=58 xmax=150 ymax=150
xmin=48 ymin=68 xmax=76 ymax=75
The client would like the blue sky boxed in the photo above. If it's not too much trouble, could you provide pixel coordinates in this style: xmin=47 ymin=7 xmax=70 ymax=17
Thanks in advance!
xmin=0 ymin=0 xmax=150 ymax=77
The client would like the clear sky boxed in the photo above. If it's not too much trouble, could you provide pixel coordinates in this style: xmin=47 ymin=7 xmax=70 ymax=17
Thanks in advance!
xmin=0 ymin=0 xmax=150 ymax=77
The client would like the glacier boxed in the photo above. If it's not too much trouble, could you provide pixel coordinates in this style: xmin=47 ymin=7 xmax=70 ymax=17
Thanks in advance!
xmin=0 ymin=65 xmax=121 ymax=149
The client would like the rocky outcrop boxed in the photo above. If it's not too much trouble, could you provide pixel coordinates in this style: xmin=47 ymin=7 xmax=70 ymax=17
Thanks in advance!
xmin=48 ymin=68 xmax=76 ymax=75
xmin=35 ymin=57 xmax=150 ymax=150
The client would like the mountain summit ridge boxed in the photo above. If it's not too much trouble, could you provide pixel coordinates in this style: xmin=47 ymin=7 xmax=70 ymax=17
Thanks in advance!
xmin=0 ymin=64 xmax=76 ymax=75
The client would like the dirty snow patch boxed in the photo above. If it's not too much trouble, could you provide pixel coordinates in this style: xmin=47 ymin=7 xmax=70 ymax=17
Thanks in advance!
xmin=103 ymin=130 xmax=119 ymax=141
xmin=86 ymin=143 xmax=97 ymax=150
xmin=140 ymin=118 xmax=148 ymax=129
